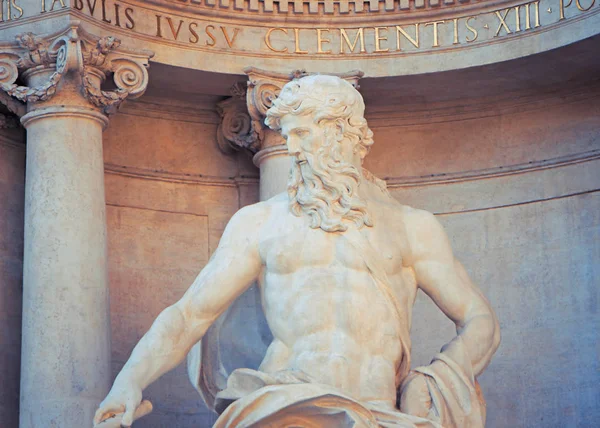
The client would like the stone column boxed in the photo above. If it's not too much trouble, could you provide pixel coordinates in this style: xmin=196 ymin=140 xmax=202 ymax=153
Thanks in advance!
xmin=0 ymin=27 xmax=152 ymax=427
xmin=244 ymin=69 xmax=291 ymax=200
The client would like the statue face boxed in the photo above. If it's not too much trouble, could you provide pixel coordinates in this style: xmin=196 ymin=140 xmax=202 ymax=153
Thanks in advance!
xmin=279 ymin=113 xmax=323 ymax=164
xmin=281 ymin=111 xmax=372 ymax=233
xmin=279 ymin=112 xmax=360 ymax=170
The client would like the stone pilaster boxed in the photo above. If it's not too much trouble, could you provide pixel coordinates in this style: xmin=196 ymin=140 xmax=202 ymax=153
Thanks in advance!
xmin=216 ymin=67 xmax=363 ymax=200
xmin=0 ymin=25 xmax=152 ymax=428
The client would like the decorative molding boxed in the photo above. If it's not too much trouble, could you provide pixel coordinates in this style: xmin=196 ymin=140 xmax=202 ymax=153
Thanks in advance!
xmin=0 ymin=25 xmax=154 ymax=115
xmin=385 ymin=149 xmax=600 ymax=187
xmin=104 ymin=163 xmax=259 ymax=187
xmin=20 ymin=106 xmax=110 ymax=128
xmin=252 ymin=144 xmax=289 ymax=166
xmin=146 ymin=0 xmax=485 ymax=16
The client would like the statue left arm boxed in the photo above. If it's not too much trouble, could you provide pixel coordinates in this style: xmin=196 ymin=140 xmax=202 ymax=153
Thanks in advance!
xmin=404 ymin=209 xmax=501 ymax=375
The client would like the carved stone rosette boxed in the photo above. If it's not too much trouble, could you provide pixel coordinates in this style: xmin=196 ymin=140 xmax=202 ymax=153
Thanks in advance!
xmin=215 ymin=67 xmax=364 ymax=156
xmin=0 ymin=25 xmax=153 ymax=116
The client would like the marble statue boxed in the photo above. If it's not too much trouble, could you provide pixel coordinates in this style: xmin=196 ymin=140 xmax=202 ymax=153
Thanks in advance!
xmin=94 ymin=75 xmax=500 ymax=428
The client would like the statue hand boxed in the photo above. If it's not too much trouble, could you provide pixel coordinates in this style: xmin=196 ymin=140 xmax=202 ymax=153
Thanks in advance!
xmin=94 ymin=379 xmax=145 ymax=427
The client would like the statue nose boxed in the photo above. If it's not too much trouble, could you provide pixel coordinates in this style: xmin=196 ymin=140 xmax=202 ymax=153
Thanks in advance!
xmin=287 ymin=139 xmax=301 ymax=156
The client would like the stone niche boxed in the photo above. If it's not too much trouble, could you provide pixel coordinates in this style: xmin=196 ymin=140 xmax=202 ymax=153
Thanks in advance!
xmin=104 ymin=39 xmax=600 ymax=427
xmin=0 ymin=0 xmax=599 ymax=426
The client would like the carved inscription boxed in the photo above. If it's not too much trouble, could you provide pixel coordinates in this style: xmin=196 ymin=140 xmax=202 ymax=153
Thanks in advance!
xmin=0 ymin=0 xmax=24 ymax=21
xmin=261 ymin=1 xmax=548 ymax=54
xmin=0 ymin=0 xmax=597 ymax=55
xmin=73 ymin=0 xmax=134 ymax=28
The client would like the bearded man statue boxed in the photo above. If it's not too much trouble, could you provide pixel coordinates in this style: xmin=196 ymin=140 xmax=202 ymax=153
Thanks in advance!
xmin=94 ymin=75 xmax=500 ymax=428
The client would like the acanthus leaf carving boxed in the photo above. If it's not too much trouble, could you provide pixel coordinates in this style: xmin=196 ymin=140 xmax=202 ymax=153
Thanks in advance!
xmin=15 ymin=32 xmax=52 ymax=69
xmin=84 ymin=36 xmax=121 ymax=68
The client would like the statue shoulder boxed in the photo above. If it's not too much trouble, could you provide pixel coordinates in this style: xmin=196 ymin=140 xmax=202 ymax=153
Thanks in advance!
xmin=399 ymin=205 xmax=437 ymax=225
xmin=229 ymin=193 xmax=287 ymax=228
xmin=397 ymin=205 xmax=451 ymax=264
xmin=397 ymin=205 xmax=443 ymax=239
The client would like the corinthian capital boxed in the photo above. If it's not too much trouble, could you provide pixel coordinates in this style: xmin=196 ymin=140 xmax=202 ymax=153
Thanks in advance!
xmin=215 ymin=67 xmax=363 ymax=155
xmin=0 ymin=24 xmax=154 ymax=116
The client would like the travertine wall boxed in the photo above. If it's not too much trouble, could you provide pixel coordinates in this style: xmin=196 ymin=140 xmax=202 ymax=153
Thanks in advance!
xmin=374 ymin=84 xmax=600 ymax=426
xmin=0 ymin=128 xmax=25 ymax=427
xmin=102 ymin=99 xmax=258 ymax=426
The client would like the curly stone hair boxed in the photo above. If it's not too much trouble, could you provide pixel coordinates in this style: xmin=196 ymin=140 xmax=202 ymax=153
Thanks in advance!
xmin=265 ymin=74 xmax=374 ymax=162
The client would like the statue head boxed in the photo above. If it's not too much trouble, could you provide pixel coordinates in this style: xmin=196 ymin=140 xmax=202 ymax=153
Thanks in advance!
xmin=265 ymin=75 xmax=376 ymax=233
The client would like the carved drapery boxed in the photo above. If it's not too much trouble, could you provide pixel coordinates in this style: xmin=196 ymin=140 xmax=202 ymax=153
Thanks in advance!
xmin=0 ymin=25 xmax=153 ymax=116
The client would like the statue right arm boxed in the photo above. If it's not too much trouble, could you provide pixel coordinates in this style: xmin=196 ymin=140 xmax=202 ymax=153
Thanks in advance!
xmin=94 ymin=203 xmax=266 ymax=426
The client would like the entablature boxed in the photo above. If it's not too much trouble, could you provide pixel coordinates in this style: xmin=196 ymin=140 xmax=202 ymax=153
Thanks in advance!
xmin=0 ymin=0 xmax=598 ymax=77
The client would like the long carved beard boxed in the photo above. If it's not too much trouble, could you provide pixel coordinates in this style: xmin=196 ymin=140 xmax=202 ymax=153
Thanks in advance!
xmin=287 ymin=144 xmax=373 ymax=233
